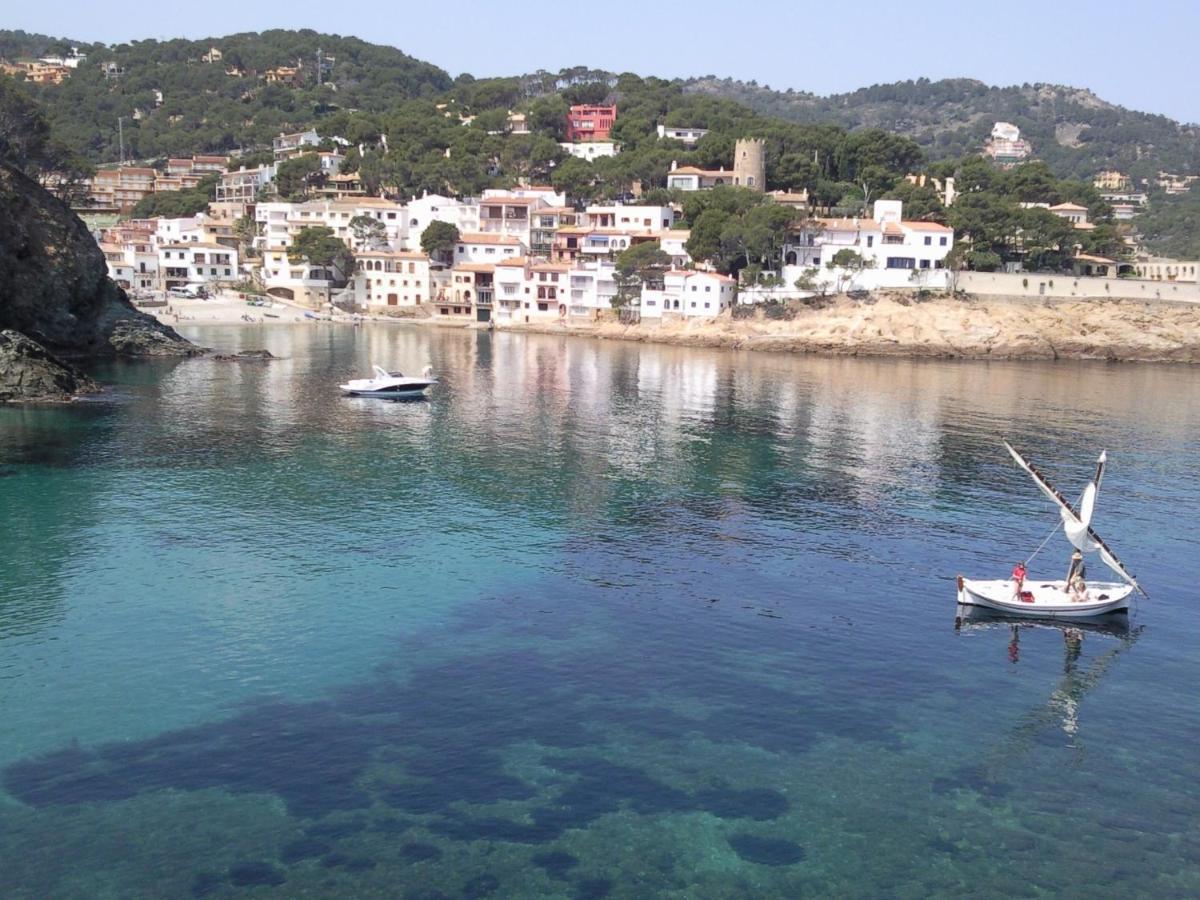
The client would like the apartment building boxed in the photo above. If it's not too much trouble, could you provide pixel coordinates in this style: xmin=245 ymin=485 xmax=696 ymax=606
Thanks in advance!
xmin=355 ymin=250 xmax=435 ymax=309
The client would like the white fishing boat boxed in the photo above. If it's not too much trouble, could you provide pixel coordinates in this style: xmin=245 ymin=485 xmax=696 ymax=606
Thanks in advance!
xmin=339 ymin=365 xmax=437 ymax=398
xmin=956 ymin=441 xmax=1147 ymax=619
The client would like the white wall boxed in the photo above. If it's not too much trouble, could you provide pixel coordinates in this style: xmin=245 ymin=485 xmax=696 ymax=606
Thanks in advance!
xmin=959 ymin=271 xmax=1200 ymax=302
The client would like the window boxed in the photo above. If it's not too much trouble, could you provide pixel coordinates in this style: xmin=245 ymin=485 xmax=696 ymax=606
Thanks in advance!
xmin=537 ymin=302 xmax=548 ymax=311
xmin=705 ymin=302 xmax=710 ymax=308
xmin=924 ymin=236 xmax=932 ymax=246
xmin=886 ymin=257 xmax=916 ymax=269
xmin=705 ymin=286 xmax=711 ymax=292
xmin=939 ymin=237 xmax=948 ymax=246
xmin=920 ymin=260 xmax=931 ymax=269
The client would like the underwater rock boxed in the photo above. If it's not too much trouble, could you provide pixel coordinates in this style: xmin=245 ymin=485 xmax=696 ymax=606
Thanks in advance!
xmin=227 ymin=860 xmax=286 ymax=887
xmin=727 ymin=833 xmax=807 ymax=866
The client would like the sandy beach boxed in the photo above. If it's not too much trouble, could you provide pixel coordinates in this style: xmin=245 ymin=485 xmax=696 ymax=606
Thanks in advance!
xmin=141 ymin=291 xmax=326 ymax=325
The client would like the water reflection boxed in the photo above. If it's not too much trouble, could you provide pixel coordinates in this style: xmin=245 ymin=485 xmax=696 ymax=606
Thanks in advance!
xmin=0 ymin=324 xmax=1198 ymax=896
xmin=955 ymin=604 xmax=1142 ymax=755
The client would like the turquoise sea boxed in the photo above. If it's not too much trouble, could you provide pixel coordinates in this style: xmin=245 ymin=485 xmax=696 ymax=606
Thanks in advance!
xmin=1 ymin=323 xmax=1198 ymax=898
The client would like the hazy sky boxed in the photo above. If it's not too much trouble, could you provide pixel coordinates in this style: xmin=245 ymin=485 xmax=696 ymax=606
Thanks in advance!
xmin=10 ymin=0 xmax=1199 ymax=123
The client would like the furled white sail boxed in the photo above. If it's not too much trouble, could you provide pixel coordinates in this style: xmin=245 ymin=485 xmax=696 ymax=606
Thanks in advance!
xmin=1003 ymin=441 xmax=1147 ymax=597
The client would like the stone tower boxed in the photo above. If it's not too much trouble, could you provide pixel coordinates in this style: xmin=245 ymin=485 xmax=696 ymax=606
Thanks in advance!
xmin=734 ymin=138 xmax=766 ymax=192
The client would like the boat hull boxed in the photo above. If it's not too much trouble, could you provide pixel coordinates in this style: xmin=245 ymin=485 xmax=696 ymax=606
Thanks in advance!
xmin=957 ymin=576 xmax=1133 ymax=619
xmin=340 ymin=384 xmax=433 ymax=398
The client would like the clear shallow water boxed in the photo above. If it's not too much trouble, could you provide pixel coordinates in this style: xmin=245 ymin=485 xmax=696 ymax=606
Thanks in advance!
xmin=1 ymin=323 xmax=1198 ymax=898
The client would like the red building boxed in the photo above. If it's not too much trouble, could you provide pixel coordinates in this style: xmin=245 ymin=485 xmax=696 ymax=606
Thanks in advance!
xmin=565 ymin=104 xmax=617 ymax=142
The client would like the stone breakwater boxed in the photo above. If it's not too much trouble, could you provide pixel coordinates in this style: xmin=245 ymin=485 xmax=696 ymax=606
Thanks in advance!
xmin=493 ymin=294 xmax=1200 ymax=364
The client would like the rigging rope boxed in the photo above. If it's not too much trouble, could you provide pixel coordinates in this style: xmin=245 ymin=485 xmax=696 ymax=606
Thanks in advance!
xmin=1025 ymin=518 xmax=1062 ymax=566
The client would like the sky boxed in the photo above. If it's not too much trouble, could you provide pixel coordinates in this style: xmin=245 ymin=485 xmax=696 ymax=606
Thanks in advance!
xmin=9 ymin=0 xmax=1200 ymax=123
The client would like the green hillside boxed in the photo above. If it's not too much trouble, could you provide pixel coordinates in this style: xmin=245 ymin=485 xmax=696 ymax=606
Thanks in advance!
xmin=2 ymin=29 xmax=452 ymax=161
xmin=683 ymin=76 xmax=1200 ymax=182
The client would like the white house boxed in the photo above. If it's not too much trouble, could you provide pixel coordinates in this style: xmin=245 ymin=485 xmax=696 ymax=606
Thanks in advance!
xmin=454 ymin=232 xmax=525 ymax=264
xmin=354 ymin=249 xmax=435 ymax=309
xmin=155 ymin=216 xmax=205 ymax=246
xmin=559 ymin=141 xmax=619 ymax=160
xmin=158 ymin=243 xmax=238 ymax=290
xmin=642 ymin=270 xmax=735 ymax=319
xmin=565 ymin=260 xmax=618 ymax=318
xmin=781 ymin=200 xmax=954 ymax=290
xmin=477 ymin=195 xmax=546 ymax=248
xmin=659 ymin=230 xmax=691 ymax=267
xmin=274 ymin=130 xmax=320 ymax=160
xmin=482 ymin=186 xmax=565 ymax=206
xmin=491 ymin=258 xmax=570 ymax=323
xmin=101 ymin=239 xmax=159 ymax=292
xmin=254 ymin=199 xmax=407 ymax=254
xmin=666 ymin=165 xmax=738 ymax=192
xmin=585 ymin=204 xmax=676 ymax=232
xmin=405 ymin=193 xmax=479 ymax=250
xmin=656 ymin=125 xmax=708 ymax=147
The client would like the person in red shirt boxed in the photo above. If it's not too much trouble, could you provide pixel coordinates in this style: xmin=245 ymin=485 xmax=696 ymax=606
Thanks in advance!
xmin=1011 ymin=561 xmax=1027 ymax=597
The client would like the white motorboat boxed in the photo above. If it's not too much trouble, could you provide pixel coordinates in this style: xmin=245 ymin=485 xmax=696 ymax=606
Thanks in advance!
xmin=957 ymin=441 xmax=1147 ymax=619
xmin=340 ymin=364 xmax=437 ymax=398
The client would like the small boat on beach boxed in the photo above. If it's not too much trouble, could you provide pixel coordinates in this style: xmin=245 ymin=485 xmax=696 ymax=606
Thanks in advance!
xmin=339 ymin=364 xmax=437 ymax=398
xmin=956 ymin=441 xmax=1147 ymax=619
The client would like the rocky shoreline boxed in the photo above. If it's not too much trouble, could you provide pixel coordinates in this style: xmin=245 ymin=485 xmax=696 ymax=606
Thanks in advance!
xmin=491 ymin=293 xmax=1200 ymax=364
xmin=0 ymin=162 xmax=196 ymax=402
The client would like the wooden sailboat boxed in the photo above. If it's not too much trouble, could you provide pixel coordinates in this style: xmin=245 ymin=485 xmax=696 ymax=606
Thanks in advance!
xmin=956 ymin=441 xmax=1147 ymax=619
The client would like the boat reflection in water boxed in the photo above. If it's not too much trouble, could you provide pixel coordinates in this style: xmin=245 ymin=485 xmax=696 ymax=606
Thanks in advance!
xmin=954 ymin=604 xmax=1142 ymax=749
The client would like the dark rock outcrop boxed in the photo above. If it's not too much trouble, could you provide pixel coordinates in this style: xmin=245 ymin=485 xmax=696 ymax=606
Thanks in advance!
xmin=212 ymin=349 xmax=276 ymax=361
xmin=0 ymin=161 xmax=195 ymax=360
xmin=0 ymin=329 xmax=96 ymax=402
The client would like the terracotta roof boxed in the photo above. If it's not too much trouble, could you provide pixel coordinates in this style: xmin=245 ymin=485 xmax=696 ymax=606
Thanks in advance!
xmin=530 ymin=262 xmax=570 ymax=272
xmin=480 ymin=196 xmax=540 ymax=206
xmin=811 ymin=218 xmax=880 ymax=232
xmin=459 ymin=232 xmax=522 ymax=245
xmin=453 ymin=263 xmax=496 ymax=273
xmin=902 ymin=221 xmax=952 ymax=232
xmin=1050 ymin=202 xmax=1089 ymax=211
xmin=686 ymin=271 xmax=736 ymax=284
xmin=496 ymin=256 xmax=530 ymax=268
xmin=882 ymin=222 xmax=905 ymax=237
xmin=1074 ymin=253 xmax=1116 ymax=264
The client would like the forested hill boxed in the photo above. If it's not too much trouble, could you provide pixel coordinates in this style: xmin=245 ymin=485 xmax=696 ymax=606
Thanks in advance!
xmin=0 ymin=29 xmax=452 ymax=160
xmin=4 ymin=27 xmax=1199 ymax=188
xmin=683 ymin=77 xmax=1200 ymax=181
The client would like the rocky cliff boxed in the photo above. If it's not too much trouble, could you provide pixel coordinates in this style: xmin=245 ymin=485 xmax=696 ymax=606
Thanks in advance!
xmin=0 ymin=162 xmax=194 ymax=400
